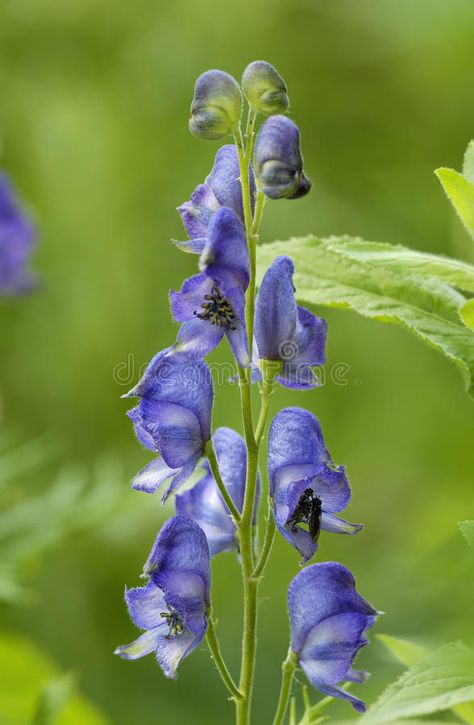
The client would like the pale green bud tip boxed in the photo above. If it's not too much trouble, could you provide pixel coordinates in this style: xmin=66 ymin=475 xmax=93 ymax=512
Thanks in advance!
xmin=242 ymin=60 xmax=289 ymax=116
xmin=189 ymin=69 xmax=242 ymax=141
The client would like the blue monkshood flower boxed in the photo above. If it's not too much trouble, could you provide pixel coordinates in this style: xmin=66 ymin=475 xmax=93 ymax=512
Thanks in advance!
xmin=288 ymin=562 xmax=378 ymax=712
xmin=176 ymin=427 xmax=259 ymax=556
xmin=268 ymin=407 xmax=363 ymax=563
xmin=254 ymin=256 xmax=327 ymax=388
xmin=189 ymin=70 xmax=242 ymax=141
xmin=170 ymin=207 xmax=249 ymax=366
xmin=254 ymin=115 xmax=311 ymax=199
xmin=0 ymin=172 xmax=36 ymax=295
xmin=124 ymin=352 xmax=213 ymax=502
xmin=115 ymin=514 xmax=210 ymax=678
xmin=242 ymin=61 xmax=289 ymax=116
xmin=176 ymin=145 xmax=256 ymax=254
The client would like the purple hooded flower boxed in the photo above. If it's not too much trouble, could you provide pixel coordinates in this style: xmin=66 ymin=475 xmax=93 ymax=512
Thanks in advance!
xmin=176 ymin=427 xmax=258 ymax=556
xmin=0 ymin=172 xmax=36 ymax=295
xmin=254 ymin=115 xmax=311 ymax=199
xmin=268 ymin=408 xmax=362 ymax=563
xmin=176 ymin=145 xmax=255 ymax=254
xmin=288 ymin=562 xmax=377 ymax=712
xmin=115 ymin=515 xmax=210 ymax=679
xmin=170 ymin=207 xmax=249 ymax=366
xmin=124 ymin=351 xmax=213 ymax=502
xmin=255 ymin=256 xmax=327 ymax=388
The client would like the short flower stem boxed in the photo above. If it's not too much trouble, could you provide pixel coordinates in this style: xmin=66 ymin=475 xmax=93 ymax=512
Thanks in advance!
xmin=206 ymin=613 xmax=242 ymax=701
xmin=252 ymin=497 xmax=276 ymax=579
xmin=272 ymin=649 xmax=298 ymax=725
xmin=205 ymin=441 xmax=241 ymax=523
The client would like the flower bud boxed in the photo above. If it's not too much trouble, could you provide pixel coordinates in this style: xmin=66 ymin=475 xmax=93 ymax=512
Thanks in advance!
xmin=242 ymin=61 xmax=289 ymax=116
xmin=254 ymin=115 xmax=311 ymax=200
xmin=189 ymin=70 xmax=242 ymax=140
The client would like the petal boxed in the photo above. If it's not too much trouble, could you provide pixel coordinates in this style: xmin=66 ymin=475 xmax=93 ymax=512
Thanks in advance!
xmin=320 ymin=511 xmax=363 ymax=535
xmin=268 ymin=408 xmax=331 ymax=495
xmin=224 ymin=286 xmax=249 ymax=366
xmin=131 ymin=457 xmax=177 ymax=494
xmin=200 ymin=207 xmax=249 ymax=290
xmin=277 ymin=364 xmax=319 ymax=389
xmin=171 ymin=317 xmax=224 ymax=361
xmin=302 ymin=678 xmax=367 ymax=713
xmin=161 ymin=452 xmax=202 ymax=503
xmin=213 ymin=427 xmax=247 ymax=512
xmin=170 ymin=274 xmax=215 ymax=322
xmin=124 ymin=580 xmax=167 ymax=630
xmin=292 ymin=306 xmax=327 ymax=367
xmin=254 ymin=256 xmax=297 ymax=360
xmin=312 ymin=467 xmax=352 ymax=513
xmin=0 ymin=173 xmax=36 ymax=295
xmin=288 ymin=563 xmax=377 ymax=656
xmin=127 ymin=406 xmax=157 ymax=452
xmin=155 ymin=629 xmax=200 ymax=679
xmin=275 ymin=514 xmax=318 ymax=564
xmin=178 ymin=183 xmax=220 ymax=239
xmin=140 ymin=401 xmax=203 ymax=468
xmin=114 ymin=627 xmax=163 ymax=660
xmin=143 ymin=515 xmax=211 ymax=608
xmin=175 ymin=472 xmax=236 ymax=556
xmin=206 ymin=144 xmax=255 ymax=222
xmin=172 ymin=237 xmax=207 ymax=254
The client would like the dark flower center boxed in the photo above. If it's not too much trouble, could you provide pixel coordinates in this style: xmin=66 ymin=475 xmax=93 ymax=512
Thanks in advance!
xmin=194 ymin=285 xmax=237 ymax=330
xmin=287 ymin=487 xmax=322 ymax=541
xmin=160 ymin=609 xmax=185 ymax=638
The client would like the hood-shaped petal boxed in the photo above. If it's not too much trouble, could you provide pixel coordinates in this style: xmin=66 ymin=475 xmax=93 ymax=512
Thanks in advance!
xmin=288 ymin=563 xmax=377 ymax=712
xmin=0 ymin=172 xmax=36 ymax=295
xmin=255 ymin=256 xmax=297 ymax=360
xmin=268 ymin=408 xmax=331 ymax=495
xmin=200 ymin=207 xmax=249 ymax=290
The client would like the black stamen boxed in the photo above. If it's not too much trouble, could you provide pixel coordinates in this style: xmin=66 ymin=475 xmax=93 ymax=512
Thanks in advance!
xmin=160 ymin=609 xmax=184 ymax=638
xmin=286 ymin=488 xmax=322 ymax=542
xmin=194 ymin=285 xmax=238 ymax=330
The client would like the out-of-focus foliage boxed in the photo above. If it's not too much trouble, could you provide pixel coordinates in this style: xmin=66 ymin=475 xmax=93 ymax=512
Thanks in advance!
xmin=1 ymin=0 xmax=473 ymax=723
xmin=0 ymin=632 xmax=108 ymax=724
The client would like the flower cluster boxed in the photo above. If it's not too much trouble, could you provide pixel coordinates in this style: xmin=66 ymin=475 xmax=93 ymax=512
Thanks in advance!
xmin=0 ymin=172 xmax=36 ymax=295
xmin=117 ymin=60 xmax=377 ymax=720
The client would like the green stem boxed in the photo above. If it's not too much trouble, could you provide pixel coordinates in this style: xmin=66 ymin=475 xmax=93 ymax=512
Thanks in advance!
xmin=255 ymin=362 xmax=277 ymax=445
xmin=272 ymin=649 xmax=298 ymax=725
xmin=251 ymin=190 xmax=266 ymax=240
xmin=206 ymin=441 xmax=241 ymax=523
xmin=252 ymin=497 xmax=276 ymax=579
xmin=206 ymin=613 xmax=242 ymax=701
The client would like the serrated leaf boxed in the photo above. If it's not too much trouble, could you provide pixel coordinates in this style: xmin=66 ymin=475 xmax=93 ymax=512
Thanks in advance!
xmin=458 ymin=521 xmax=474 ymax=547
xmin=257 ymin=237 xmax=474 ymax=398
xmin=435 ymin=168 xmax=474 ymax=240
xmin=460 ymin=300 xmax=474 ymax=330
xmin=377 ymin=634 xmax=427 ymax=668
xmin=463 ymin=141 xmax=474 ymax=184
xmin=358 ymin=643 xmax=474 ymax=724
xmin=319 ymin=236 xmax=474 ymax=293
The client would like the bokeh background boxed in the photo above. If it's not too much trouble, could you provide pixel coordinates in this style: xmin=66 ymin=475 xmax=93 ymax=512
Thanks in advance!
xmin=1 ymin=0 xmax=473 ymax=722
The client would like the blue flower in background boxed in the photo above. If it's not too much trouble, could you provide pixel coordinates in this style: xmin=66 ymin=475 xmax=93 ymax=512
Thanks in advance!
xmin=268 ymin=408 xmax=362 ymax=563
xmin=0 ymin=172 xmax=36 ymax=295
xmin=288 ymin=562 xmax=377 ymax=712
xmin=115 ymin=515 xmax=210 ymax=678
xmin=254 ymin=256 xmax=327 ymax=388
xmin=176 ymin=427 xmax=258 ymax=556
xmin=254 ymin=115 xmax=311 ymax=199
xmin=170 ymin=207 xmax=249 ymax=366
xmin=176 ymin=145 xmax=255 ymax=254
xmin=124 ymin=352 xmax=213 ymax=502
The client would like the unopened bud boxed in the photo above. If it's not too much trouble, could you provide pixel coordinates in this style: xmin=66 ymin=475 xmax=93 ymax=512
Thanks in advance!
xmin=242 ymin=61 xmax=289 ymax=116
xmin=254 ymin=115 xmax=311 ymax=200
xmin=189 ymin=70 xmax=242 ymax=140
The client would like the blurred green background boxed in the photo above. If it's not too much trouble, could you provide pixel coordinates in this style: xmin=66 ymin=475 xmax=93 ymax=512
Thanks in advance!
xmin=1 ymin=0 xmax=473 ymax=722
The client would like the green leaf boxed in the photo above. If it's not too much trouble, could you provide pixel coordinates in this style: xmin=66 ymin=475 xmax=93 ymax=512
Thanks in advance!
xmin=0 ymin=631 xmax=108 ymax=724
xmin=460 ymin=300 xmax=474 ymax=330
xmin=377 ymin=634 xmax=427 ymax=668
xmin=458 ymin=521 xmax=474 ymax=547
xmin=257 ymin=237 xmax=474 ymax=398
xmin=358 ymin=643 xmax=474 ymax=724
xmin=321 ymin=236 xmax=474 ymax=293
xmin=463 ymin=140 xmax=474 ymax=183
xmin=435 ymin=168 xmax=474 ymax=240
